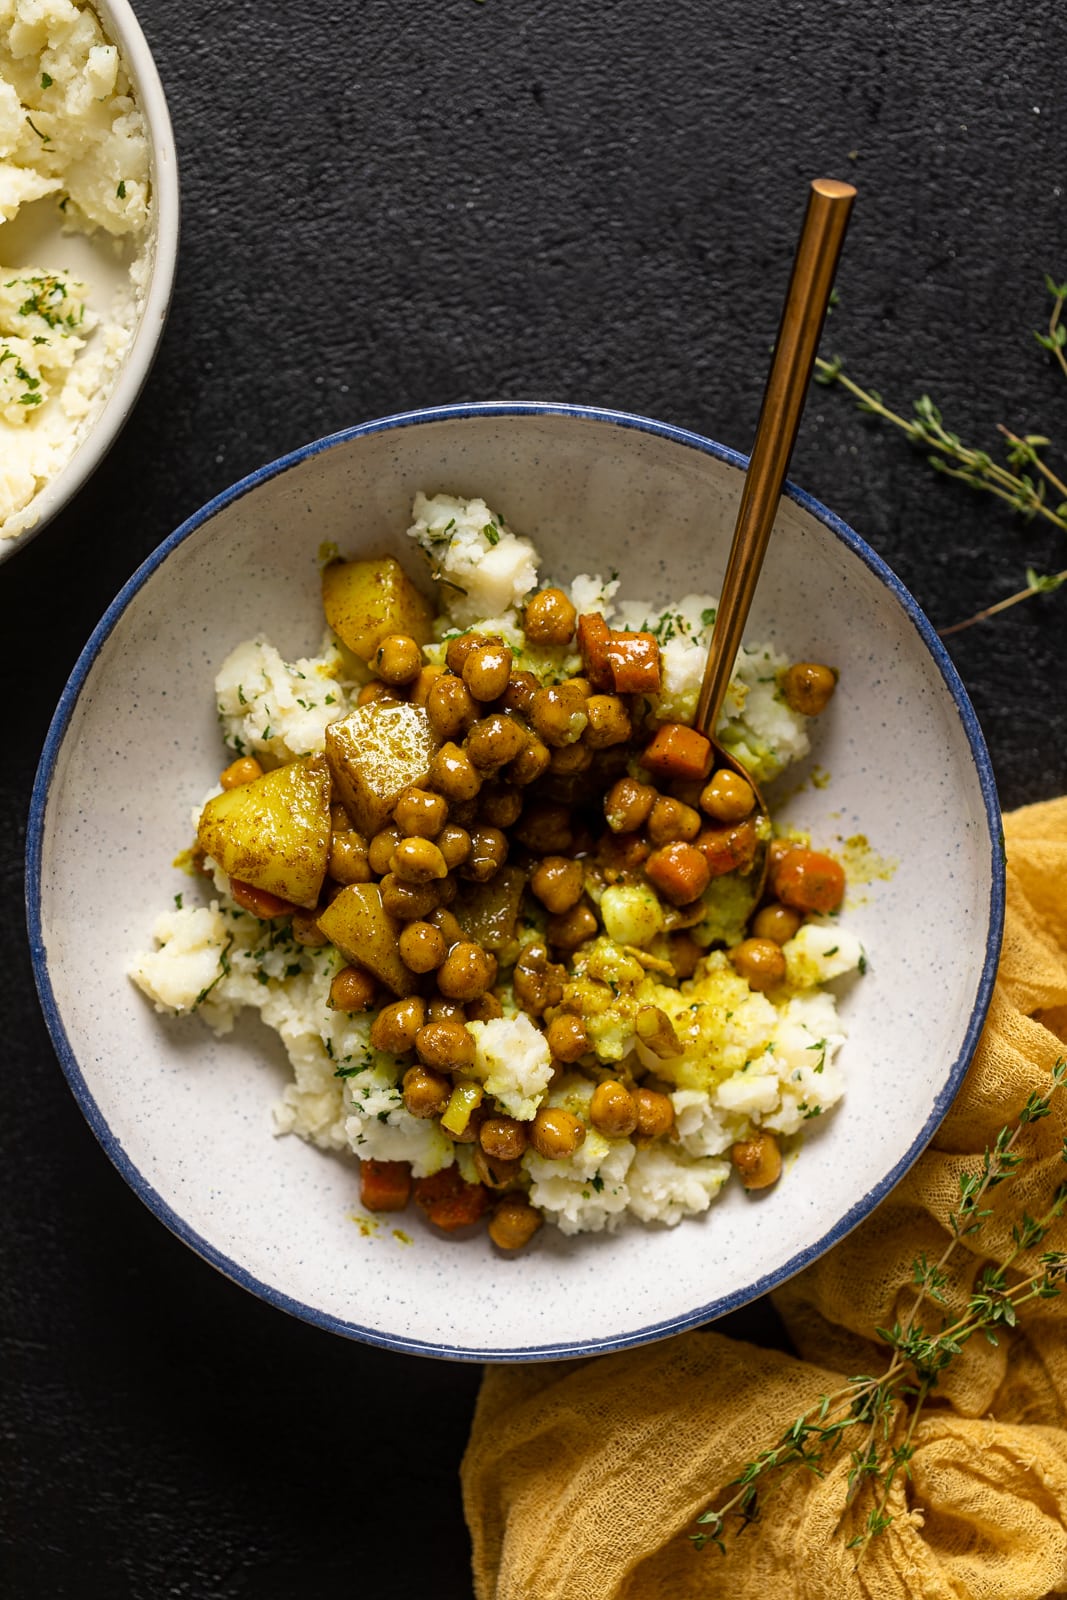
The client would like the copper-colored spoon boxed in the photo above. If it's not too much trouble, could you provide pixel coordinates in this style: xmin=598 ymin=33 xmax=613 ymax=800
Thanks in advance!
xmin=696 ymin=177 xmax=856 ymax=910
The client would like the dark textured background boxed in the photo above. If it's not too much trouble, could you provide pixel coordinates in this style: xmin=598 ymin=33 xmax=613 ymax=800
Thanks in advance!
xmin=3 ymin=1 xmax=1065 ymax=1594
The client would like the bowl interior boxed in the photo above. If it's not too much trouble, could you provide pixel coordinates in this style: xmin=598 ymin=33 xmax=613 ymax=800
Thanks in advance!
xmin=31 ymin=407 xmax=1001 ymax=1358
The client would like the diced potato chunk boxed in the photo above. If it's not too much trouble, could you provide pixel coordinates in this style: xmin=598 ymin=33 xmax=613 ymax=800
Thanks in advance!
xmin=317 ymin=883 xmax=420 ymax=997
xmin=325 ymin=702 xmax=439 ymax=836
xmin=197 ymin=756 xmax=331 ymax=910
xmin=455 ymin=866 xmax=525 ymax=963
xmin=322 ymin=556 xmax=433 ymax=661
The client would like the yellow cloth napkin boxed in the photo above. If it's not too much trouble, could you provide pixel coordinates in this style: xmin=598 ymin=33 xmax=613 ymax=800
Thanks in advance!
xmin=462 ymin=798 xmax=1067 ymax=1600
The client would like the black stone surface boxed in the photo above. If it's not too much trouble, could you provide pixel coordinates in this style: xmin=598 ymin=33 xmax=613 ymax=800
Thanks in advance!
xmin=3 ymin=2 xmax=1065 ymax=1594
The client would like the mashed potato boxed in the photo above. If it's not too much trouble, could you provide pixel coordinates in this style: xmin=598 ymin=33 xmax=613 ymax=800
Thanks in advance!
xmin=130 ymin=494 xmax=864 ymax=1242
xmin=0 ymin=0 xmax=150 ymax=541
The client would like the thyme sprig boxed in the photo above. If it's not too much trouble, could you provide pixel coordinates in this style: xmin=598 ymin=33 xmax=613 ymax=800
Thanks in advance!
xmin=693 ymin=1058 xmax=1067 ymax=1562
xmin=814 ymin=275 xmax=1067 ymax=635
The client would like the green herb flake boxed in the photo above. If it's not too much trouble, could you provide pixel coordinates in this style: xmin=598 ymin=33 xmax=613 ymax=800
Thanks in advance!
xmin=41 ymin=72 xmax=53 ymax=88
xmin=117 ymin=180 xmax=126 ymax=199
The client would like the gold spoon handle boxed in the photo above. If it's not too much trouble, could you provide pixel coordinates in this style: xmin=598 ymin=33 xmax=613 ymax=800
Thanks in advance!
xmin=696 ymin=177 xmax=856 ymax=737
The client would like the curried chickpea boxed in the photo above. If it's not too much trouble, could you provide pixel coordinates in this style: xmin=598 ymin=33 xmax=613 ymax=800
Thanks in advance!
xmin=730 ymin=937 xmax=787 ymax=992
xmin=416 ymin=1017 xmax=476 ymax=1071
xmin=545 ymin=1013 xmax=589 ymax=1063
xmin=461 ymin=825 xmax=509 ymax=883
xmin=428 ymin=906 xmax=464 ymax=947
xmin=437 ymin=940 xmax=498 ymax=1001
xmin=328 ymin=830 xmax=372 ymax=885
xmin=590 ymin=1079 xmax=638 ymax=1138
xmin=435 ymin=825 xmax=472 ymax=871
xmin=402 ymin=1065 xmax=451 ymax=1119
xmin=444 ymin=632 xmax=487 ymax=675
xmin=529 ymin=682 xmax=589 ymax=747
xmin=390 ymin=836 xmax=448 ymax=884
xmin=465 ymin=713 xmax=527 ymax=771
xmin=409 ymin=663 xmax=447 ymax=707
xmin=512 ymin=940 xmax=565 ymax=1016
xmin=474 ymin=1145 xmax=523 ymax=1189
xmin=427 ymin=995 xmax=466 ymax=1023
xmin=429 ymin=742 xmax=483 ymax=803
xmin=369 ymin=825 xmax=404 ymax=876
xmin=546 ymin=900 xmax=599 ymax=951
xmin=514 ymin=803 xmax=574 ymax=855
xmin=668 ymin=931 xmax=703 ymax=979
xmin=291 ymin=909 xmax=329 ymax=948
xmin=462 ymin=642 xmax=512 ymax=703
xmin=328 ymin=965 xmax=377 ymax=1012
xmin=523 ymin=586 xmax=577 ymax=646
xmin=731 ymin=1131 xmax=783 ymax=1190
xmin=466 ymin=992 xmax=504 ymax=1022
xmin=479 ymin=1116 xmax=528 ymax=1161
xmin=219 ymin=755 xmax=264 ymax=789
xmin=370 ymin=995 xmax=427 ymax=1054
xmin=530 ymin=856 xmax=585 ymax=916
xmin=394 ymin=786 xmax=449 ymax=839
xmin=529 ymin=1107 xmax=587 ymax=1160
xmin=548 ymin=741 xmax=594 ymax=776
xmin=478 ymin=783 xmax=523 ymax=830
xmin=506 ymin=735 xmax=551 ymax=787
xmin=500 ymin=669 xmax=540 ymax=718
xmin=379 ymin=873 xmax=440 ymax=921
xmin=426 ymin=674 xmax=477 ymax=740
xmin=582 ymin=694 xmax=632 ymax=749
xmin=633 ymin=1088 xmax=675 ymax=1141
xmin=604 ymin=776 xmax=658 ymax=834
xmin=488 ymin=1195 xmax=544 ymax=1251
xmin=647 ymin=796 xmax=702 ymax=846
xmin=357 ymin=679 xmax=399 ymax=707
xmin=751 ymin=903 xmax=803 ymax=945
xmin=374 ymin=633 xmax=423 ymax=685
xmin=399 ymin=920 xmax=447 ymax=973
xmin=781 ymin=661 xmax=837 ymax=717
xmin=700 ymin=769 xmax=756 ymax=824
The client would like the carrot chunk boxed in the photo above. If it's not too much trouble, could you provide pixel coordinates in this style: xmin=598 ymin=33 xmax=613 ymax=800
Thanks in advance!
xmin=604 ymin=631 xmax=662 ymax=694
xmin=359 ymin=1159 xmax=413 ymax=1213
xmin=576 ymin=613 xmax=613 ymax=690
xmin=229 ymin=878 xmax=299 ymax=919
xmin=771 ymin=848 xmax=845 ymax=913
xmin=645 ymin=842 xmax=711 ymax=906
xmin=694 ymin=819 xmax=759 ymax=878
xmin=641 ymin=723 xmax=714 ymax=782
xmin=413 ymin=1166 xmax=491 ymax=1232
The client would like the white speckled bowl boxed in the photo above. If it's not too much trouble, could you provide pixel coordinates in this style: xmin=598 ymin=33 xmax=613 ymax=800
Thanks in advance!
xmin=27 ymin=404 xmax=1004 ymax=1360
xmin=0 ymin=0 xmax=178 ymax=563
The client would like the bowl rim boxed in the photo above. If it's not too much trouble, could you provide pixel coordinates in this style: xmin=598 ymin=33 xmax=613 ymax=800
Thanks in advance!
xmin=0 ymin=0 xmax=180 ymax=566
xmin=25 ymin=400 xmax=1006 ymax=1361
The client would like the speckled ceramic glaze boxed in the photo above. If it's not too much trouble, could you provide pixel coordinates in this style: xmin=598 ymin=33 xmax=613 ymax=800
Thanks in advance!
xmin=27 ymin=404 xmax=1004 ymax=1360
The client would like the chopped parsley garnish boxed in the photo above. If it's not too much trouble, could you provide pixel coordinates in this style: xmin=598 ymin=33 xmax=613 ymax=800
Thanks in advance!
xmin=26 ymin=114 xmax=51 ymax=144
xmin=483 ymin=521 xmax=501 ymax=546
xmin=117 ymin=180 xmax=126 ymax=199
xmin=192 ymin=933 xmax=235 ymax=1008
xmin=174 ymin=892 xmax=183 ymax=910
xmin=41 ymin=72 xmax=53 ymax=88
xmin=701 ymin=607 xmax=717 ymax=628
xmin=802 ymin=1104 xmax=823 ymax=1120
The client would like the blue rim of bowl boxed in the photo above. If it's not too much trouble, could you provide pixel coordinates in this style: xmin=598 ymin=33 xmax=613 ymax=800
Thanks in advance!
xmin=26 ymin=400 xmax=1006 ymax=1362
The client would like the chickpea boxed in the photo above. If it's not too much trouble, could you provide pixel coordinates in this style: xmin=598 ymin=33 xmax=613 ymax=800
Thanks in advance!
xmin=545 ymin=1013 xmax=589 ymax=1063
xmin=731 ymin=1131 xmax=783 ymax=1190
xmin=529 ymin=1107 xmax=587 ymax=1160
xmin=328 ymin=830 xmax=372 ymax=885
xmin=466 ymin=992 xmax=504 ymax=1022
xmin=357 ymin=679 xmax=400 ymax=707
xmin=370 ymin=995 xmax=426 ymax=1054
xmin=647 ymin=797 xmax=702 ymax=846
xmin=460 ymin=825 xmax=508 ymax=883
xmin=512 ymin=940 xmax=565 ymax=1016
xmin=590 ymin=1080 xmax=638 ymax=1138
xmin=473 ymin=1145 xmax=524 ymax=1189
xmin=291 ymin=909 xmax=329 ymax=948
xmin=514 ymin=803 xmax=574 ymax=855
xmin=428 ymin=995 xmax=466 ymax=1023
xmin=668 ymin=931 xmax=704 ymax=979
xmin=781 ymin=661 xmax=837 ymax=717
xmin=390 ymin=836 xmax=448 ymax=883
xmin=428 ymin=742 xmax=483 ymax=803
xmin=465 ymin=713 xmax=527 ymax=771
xmin=402 ymin=1065 xmax=451 ymax=1119
xmin=394 ymin=786 xmax=448 ymax=839
xmin=428 ymin=906 xmax=464 ymax=947
xmin=479 ymin=1116 xmax=528 ymax=1161
xmin=399 ymin=920 xmax=448 ymax=973
xmin=500 ymin=669 xmax=540 ymax=718
xmin=529 ymin=682 xmax=589 ymax=747
xmin=604 ymin=777 xmax=657 ymax=834
xmin=415 ymin=1017 xmax=476 ymax=1071
xmin=633 ymin=1088 xmax=675 ymax=1141
xmin=524 ymin=586 xmax=577 ymax=645
xmin=426 ymin=674 xmax=477 ymax=740
xmin=546 ymin=901 xmax=599 ymax=951
xmin=731 ymin=937 xmax=787 ymax=992
xmin=328 ymin=965 xmax=377 ymax=1012
xmin=507 ymin=735 xmax=551 ymax=787
xmin=751 ymin=903 xmax=803 ymax=945
xmin=219 ymin=755 xmax=264 ymax=789
xmin=437 ymin=940 xmax=498 ymax=1002
xmin=530 ymin=856 xmax=585 ymax=916
xmin=597 ymin=830 xmax=650 ymax=879
xmin=478 ymin=784 xmax=523 ymax=830
xmin=448 ymin=798 xmax=479 ymax=829
xmin=488 ymin=1196 xmax=544 ymax=1251
xmin=582 ymin=694 xmax=632 ymax=749
xmin=379 ymin=873 xmax=440 ymax=921
xmin=409 ymin=663 xmax=447 ymax=707
xmin=462 ymin=642 xmax=512 ymax=703
xmin=700 ymin=769 xmax=757 ymax=824
xmin=548 ymin=741 xmax=593 ymax=776
xmin=435 ymin=825 xmax=472 ymax=871
xmin=369 ymin=826 xmax=404 ymax=876
xmin=445 ymin=632 xmax=488 ymax=676
xmin=374 ymin=633 xmax=423 ymax=685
